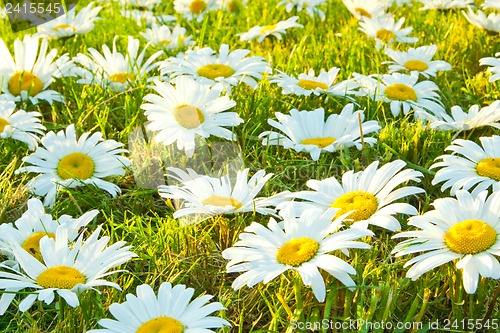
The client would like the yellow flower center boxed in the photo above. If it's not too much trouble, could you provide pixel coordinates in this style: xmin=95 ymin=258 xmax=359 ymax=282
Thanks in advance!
xmin=297 ymin=79 xmax=329 ymax=90
xmin=57 ymin=152 xmax=95 ymax=180
xmin=300 ymin=137 xmax=336 ymax=148
xmin=189 ymin=0 xmax=207 ymax=14
xmin=22 ymin=232 xmax=56 ymax=262
xmin=375 ymin=29 xmax=396 ymax=44
xmin=197 ymin=64 xmax=235 ymax=80
xmin=136 ymin=316 xmax=184 ymax=333
xmin=8 ymin=71 xmax=44 ymax=97
xmin=227 ymin=0 xmax=240 ymax=12
xmin=354 ymin=7 xmax=372 ymax=18
xmin=109 ymin=72 xmax=135 ymax=84
xmin=384 ymin=83 xmax=417 ymax=102
xmin=260 ymin=24 xmax=277 ymax=34
xmin=0 ymin=118 xmax=9 ymax=133
xmin=202 ymin=195 xmax=243 ymax=209
xmin=476 ymin=158 xmax=500 ymax=181
xmin=173 ymin=104 xmax=204 ymax=129
xmin=276 ymin=237 xmax=320 ymax=267
xmin=331 ymin=190 xmax=378 ymax=222
xmin=404 ymin=60 xmax=429 ymax=71
xmin=159 ymin=40 xmax=171 ymax=46
xmin=52 ymin=24 xmax=76 ymax=32
xmin=36 ymin=266 xmax=86 ymax=289
xmin=444 ymin=219 xmax=497 ymax=254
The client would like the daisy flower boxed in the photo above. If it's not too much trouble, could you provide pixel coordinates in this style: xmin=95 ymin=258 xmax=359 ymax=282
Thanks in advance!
xmin=284 ymin=160 xmax=424 ymax=232
xmin=384 ymin=45 xmax=452 ymax=78
xmin=216 ymin=0 xmax=247 ymax=12
xmin=237 ymin=16 xmax=304 ymax=43
xmin=463 ymin=9 xmax=500 ymax=33
xmin=342 ymin=0 xmax=388 ymax=19
xmin=36 ymin=2 xmax=102 ymax=39
xmin=480 ymin=52 xmax=500 ymax=83
xmin=269 ymin=68 xmax=360 ymax=98
xmin=392 ymin=190 xmax=500 ymax=294
xmin=140 ymin=77 xmax=243 ymax=157
xmin=0 ymin=35 xmax=74 ymax=105
xmin=278 ymin=0 xmax=327 ymax=21
xmin=160 ymin=43 xmax=271 ymax=93
xmin=16 ymin=124 xmax=130 ymax=207
xmin=431 ymin=135 xmax=500 ymax=196
xmin=358 ymin=14 xmax=418 ymax=49
xmin=429 ymin=102 xmax=500 ymax=132
xmin=74 ymin=36 xmax=163 ymax=92
xmin=419 ymin=0 xmax=474 ymax=10
xmin=174 ymin=0 xmax=217 ymax=22
xmin=0 ymin=101 xmax=45 ymax=150
xmin=158 ymin=167 xmax=285 ymax=223
xmin=121 ymin=9 xmax=177 ymax=27
xmin=222 ymin=208 xmax=374 ymax=302
xmin=140 ymin=22 xmax=194 ymax=50
xmin=118 ymin=0 xmax=162 ymax=10
xmin=483 ymin=0 xmax=500 ymax=10
xmin=0 ymin=225 xmax=136 ymax=315
xmin=258 ymin=105 xmax=380 ymax=161
xmin=87 ymin=282 xmax=230 ymax=333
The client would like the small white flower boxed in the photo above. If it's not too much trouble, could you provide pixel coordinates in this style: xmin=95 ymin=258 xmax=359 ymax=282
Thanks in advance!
xmin=419 ymin=0 xmax=474 ymax=10
xmin=480 ymin=52 xmax=500 ymax=83
xmin=174 ymin=0 xmax=217 ymax=22
xmin=429 ymin=102 xmax=500 ymax=132
xmin=118 ymin=0 xmax=162 ymax=10
xmin=237 ymin=16 xmax=303 ymax=43
xmin=121 ymin=9 xmax=177 ymax=27
xmin=140 ymin=22 xmax=194 ymax=49
xmin=359 ymin=14 xmax=418 ymax=49
xmin=342 ymin=0 xmax=388 ymax=19
xmin=384 ymin=45 xmax=451 ymax=78
xmin=463 ymin=8 xmax=500 ymax=33
xmin=278 ymin=0 xmax=327 ymax=21
xmin=0 ymin=101 xmax=45 ymax=150
xmin=483 ymin=0 xmax=500 ymax=10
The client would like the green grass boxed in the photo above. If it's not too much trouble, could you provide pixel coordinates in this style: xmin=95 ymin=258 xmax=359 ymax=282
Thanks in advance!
xmin=1 ymin=0 xmax=500 ymax=332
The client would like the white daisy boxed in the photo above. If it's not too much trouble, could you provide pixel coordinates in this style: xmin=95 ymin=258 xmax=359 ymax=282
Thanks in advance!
xmin=140 ymin=22 xmax=194 ymax=50
xmin=463 ymin=9 xmax=500 ymax=33
xmin=16 ymin=124 xmax=130 ymax=207
xmin=222 ymin=208 xmax=373 ymax=302
xmin=174 ymin=0 xmax=217 ymax=22
xmin=0 ymin=225 xmax=136 ymax=315
xmin=384 ymin=45 xmax=452 ymax=78
xmin=431 ymin=135 xmax=500 ymax=196
xmin=269 ymin=68 xmax=360 ymax=98
xmin=87 ymin=282 xmax=230 ymax=333
xmin=277 ymin=0 xmax=327 ymax=21
xmin=158 ymin=167 xmax=285 ymax=223
xmin=140 ymin=77 xmax=242 ymax=157
xmin=118 ymin=0 xmax=162 ymax=10
xmin=0 ymin=100 xmax=45 ymax=150
xmin=358 ymin=14 xmax=418 ymax=49
xmin=342 ymin=0 xmax=388 ymax=19
xmin=121 ymin=9 xmax=177 ymax=27
xmin=36 ymin=2 xmax=103 ymax=39
xmin=480 ymin=52 xmax=500 ymax=83
xmin=483 ymin=0 xmax=500 ymax=10
xmin=0 ymin=35 xmax=74 ymax=105
xmin=74 ymin=36 xmax=164 ymax=92
xmin=258 ymin=105 xmax=380 ymax=161
xmin=419 ymin=0 xmax=474 ymax=10
xmin=429 ymin=102 xmax=500 ymax=132
xmin=160 ymin=43 xmax=271 ymax=93
xmin=392 ymin=190 xmax=500 ymax=294
xmin=237 ymin=16 xmax=304 ymax=43
xmin=216 ymin=0 xmax=247 ymax=12
xmin=283 ymin=160 xmax=424 ymax=232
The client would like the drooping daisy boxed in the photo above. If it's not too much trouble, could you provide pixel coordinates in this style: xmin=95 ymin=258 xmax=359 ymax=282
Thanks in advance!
xmin=419 ymin=0 xmax=474 ymax=10
xmin=36 ymin=2 xmax=102 ymax=39
xmin=74 ymin=36 xmax=163 ymax=92
xmin=483 ymin=0 xmax=500 ymax=10
xmin=140 ymin=77 xmax=243 ymax=157
xmin=277 ymin=0 xmax=327 ymax=21
xmin=431 ymin=135 xmax=500 ymax=196
xmin=160 ymin=43 xmax=271 ymax=93
xmin=259 ymin=105 xmax=380 ymax=161
xmin=463 ymin=9 xmax=500 ymax=33
xmin=429 ymin=102 xmax=500 ymax=132
xmin=480 ymin=52 xmax=500 ymax=83
xmin=284 ymin=160 xmax=424 ymax=232
xmin=87 ymin=282 xmax=230 ymax=333
xmin=0 ymin=101 xmax=45 ymax=150
xmin=0 ymin=35 xmax=74 ymax=104
xmin=0 ymin=225 xmax=136 ymax=315
xmin=269 ymin=68 xmax=360 ymax=98
xmin=174 ymin=0 xmax=217 ymax=22
xmin=392 ymin=190 xmax=500 ymax=294
xmin=222 ymin=208 xmax=374 ymax=302
xmin=358 ymin=14 xmax=418 ymax=49
xmin=384 ymin=45 xmax=452 ymax=78
xmin=237 ymin=16 xmax=304 ymax=43
xmin=342 ymin=0 xmax=388 ymax=19
xmin=16 ymin=124 xmax=130 ymax=207
xmin=140 ymin=22 xmax=194 ymax=50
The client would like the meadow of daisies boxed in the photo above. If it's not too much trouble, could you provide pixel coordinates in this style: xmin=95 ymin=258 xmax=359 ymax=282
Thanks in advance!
xmin=0 ymin=0 xmax=500 ymax=331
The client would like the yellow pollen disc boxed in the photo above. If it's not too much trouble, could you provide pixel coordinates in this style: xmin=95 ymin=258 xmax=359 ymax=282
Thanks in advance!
xmin=57 ymin=152 xmax=95 ymax=180
xmin=189 ymin=0 xmax=207 ymax=14
xmin=109 ymin=72 xmax=135 ymax=84
xmin=159 ymin=40 xmax=171 ymax=46
xmin=444 ymin=219 xmax=497 ymax=254
xmin=404 ymin=60 xmax=429 ymax=71
xmin=196 ymin=64 xmax=235 ymax=80
xmin=8 ymin=71 xmax=44 ymax=96
xmin=52 ymin=24 xmax=76 ymax=32
xmin=0 ymin=118 xmax=9 ymax=133
xmin=36 ymin=266 xmax=86 ymax=289
xmin=136 ymin=316 xmax=184 ymax=333
xmin=354 ymin=7 xmax=372 ymax=18
xmin=202 ymin=195 xmax=243 ymax=209
xmin=22 ymin=232 xmax=56 ymax=262
xmin=300 ymin=137 xmax=336 ymax=148
xmin=277 ymin=237 xmax=319 ymax=267
xmin=384 ymin=83 xmax=417 ymax=102
xmin=476 ymin=158 xmax=500 ymax=181
xmin=375 ymin=29 xmax=396 ymax=44
xmin=173 ymin=104 xmax=205 ymax=129
xmin=331 ymin=190 xmax=378 ymax=222
xmin=297 ymin=79 xmax=329 ymax=90
xmin=260 ymin=24 xmax=277 ymax=34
